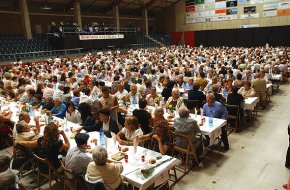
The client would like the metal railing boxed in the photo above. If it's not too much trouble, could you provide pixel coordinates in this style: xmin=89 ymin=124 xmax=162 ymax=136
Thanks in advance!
xmin=0 ymin=48 xmax=83 ymax=62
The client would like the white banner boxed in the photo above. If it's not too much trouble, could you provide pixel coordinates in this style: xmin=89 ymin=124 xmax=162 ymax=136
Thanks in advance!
xmin=263 ymin=0 xmax=277 ymax=3
xmin=186 ymin=13 xmax=196 ymax=23
xmin=240 ymin=13 xmax=260 ymax=19
xmin=79 ymin=34 xmax=124 ymax=40
xmin=204 ymin=10 xmax=216 ymax=16
xmin=195 ymin=4 xmax=205 ymax=11
xmin=205 ymin=0 xmax=215 ymax=2
xmin=240 ymin=24 xmax=259 ymax=28
xmin=204 ymin=2 xmax=215 ymax=9
xmin=278 ymin=1 xmax=290 ymax=9
xmin=215 ymin=1 xmax=227 ymax=9
xmin=250 ymin=0 xmax=263 ymax=4
xmin=205 ymin=15 xmax=237 ymax=22
xmin=263 ymin=3 xmax=278 ymax=11
xmin=263 ymin=10 xmax=278 ymax=16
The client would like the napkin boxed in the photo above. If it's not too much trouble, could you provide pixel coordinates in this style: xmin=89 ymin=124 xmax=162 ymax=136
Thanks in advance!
xmin=195 ymin=108 xmax=197 ymax=118
xmin=200 ymin=108 xmax=203 ymax=118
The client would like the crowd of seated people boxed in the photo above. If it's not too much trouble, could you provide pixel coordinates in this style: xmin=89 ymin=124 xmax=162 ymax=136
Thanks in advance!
xmin=0 ymin=45 xmax=289 ymax=189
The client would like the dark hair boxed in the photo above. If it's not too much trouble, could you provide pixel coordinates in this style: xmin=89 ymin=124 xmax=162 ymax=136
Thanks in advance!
xmin=66 ymin=101 xmax=76 ymax=112
xmin=237 ymin=73 xmax=242 ymax=80
xmin=101 ymin=86 xmax=110 ymax=93
xmin=78 ymin=102 xmax=92 ymax=123
xmin=138 ymin=98 xmax=147 ymax=109
xmin=200 ymin=72 xmax=205 ymax=78
xmin=99 ymin=108 xmax=110 ymax=116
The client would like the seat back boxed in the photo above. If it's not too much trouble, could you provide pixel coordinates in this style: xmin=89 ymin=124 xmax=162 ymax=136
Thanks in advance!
xmin=61 ymin=161 xmax=78 ymax=190
xmin=224 ymin=104 xmax=239 ymax=119
xmin=173 ymin=132 xmax=195 ymax=154
xmin=33 ymin=153 xmax=61 ymax=177
xmin=83 ymin=174 xmax=107 ymax=190
xmin=184 ymin=99 xmax=199 ymax=111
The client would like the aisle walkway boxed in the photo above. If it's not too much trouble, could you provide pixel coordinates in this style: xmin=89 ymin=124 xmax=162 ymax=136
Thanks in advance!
xmin=174 ymin=82 xmax=290 ymax=190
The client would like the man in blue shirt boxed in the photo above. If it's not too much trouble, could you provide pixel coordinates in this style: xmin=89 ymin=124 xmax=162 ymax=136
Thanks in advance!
xmin=203 ymin=93 xmax=229 ymax=151
xmin=51 ymin=97 xmax=67 ymax=119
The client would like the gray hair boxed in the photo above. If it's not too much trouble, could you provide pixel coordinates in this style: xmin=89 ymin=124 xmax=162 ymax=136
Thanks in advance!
xmin=92 ymin=146 xmax=108 ymax=166
xmin=0 ymin=155 xmax=10 ymax=170
xmin=178 ymin=106 xmax=189 ymax=118
xmin=0 ymin=170 xmax=16 ymax=188
xmin=172 ymin=88 xmax=180 ymax=96
xmin=206 ymin=93 xmax=215 ymax=100
xmin=154 ymin=107 xmax=164 ymax=116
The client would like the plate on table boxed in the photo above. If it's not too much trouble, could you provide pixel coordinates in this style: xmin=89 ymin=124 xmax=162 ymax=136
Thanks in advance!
xmin=111 ymin=152 xmax=124 ymax=161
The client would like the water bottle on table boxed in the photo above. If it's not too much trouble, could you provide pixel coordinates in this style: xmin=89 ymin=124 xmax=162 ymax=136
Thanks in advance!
xmin=209 ymin=110 xmax=214 ymax=127
xmin=100 ymin=129 xmax=106 ymax=147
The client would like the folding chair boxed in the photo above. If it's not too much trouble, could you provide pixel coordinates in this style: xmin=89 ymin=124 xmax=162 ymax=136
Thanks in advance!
xmin=173 ymin=132 xmax=200 ymax=179
xmin=82 ymin=174 xmax=107 ymax=190
xmin=61 ymin=161 xmax=81 ymax=190
xmin=224 ymin=104 xmax=241 ymax=134
xmin=33 ymin=154 xmax=63 ymax=190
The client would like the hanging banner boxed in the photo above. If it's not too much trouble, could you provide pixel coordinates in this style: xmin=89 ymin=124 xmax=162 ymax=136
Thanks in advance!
xmin=277 ymin=8 xmax=290 ymax=15
xmin=205 ymin=0 xmax=215 ymax=2
xmin=226 ymin=0 xmax=238 ymax=7
xmin=240 ymin=13 xmax=260 ymax=19
xmin=79 ymin=34 xmax=124 ymax=40
xmin=263 ymin=10 xmax=277 ymax=16
xmin=195 ymin=4 xmax=205 ymax=11
xmin=244 ymin=6 xmax=256 ymax=13
xmin=205 ymin=3 xmax=215 ymax=9
xmin=263 ymin=3 xmax=278 ymax=11
xmin=278 ymin=2 xmax=290 ymax=9
xmin=215 ymin=1 xmax=227 ymax=8
xmin=227 ymin=8 xmax=238 ymax=14
xmin=186 ymin=5 xmax=196 ymax=12
xmin=215 ymin=9 xmax=227 ymax=14
xmin=263 ymin=0 xmax=277 ymax=2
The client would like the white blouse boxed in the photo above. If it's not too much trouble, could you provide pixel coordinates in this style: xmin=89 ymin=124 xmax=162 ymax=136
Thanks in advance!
xmin=66 ymin=110 xmax=82 ymax=124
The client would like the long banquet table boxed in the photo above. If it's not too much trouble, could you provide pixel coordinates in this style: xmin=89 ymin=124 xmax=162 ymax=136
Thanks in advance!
xmin=0 ymin=100 xmax=179 ymax=190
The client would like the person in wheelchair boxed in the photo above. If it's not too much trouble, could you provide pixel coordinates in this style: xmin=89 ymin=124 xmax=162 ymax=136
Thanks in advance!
xmin=18 ymin=122 xmax=70 ymax=173
xmin=14 ymin=112 xmax=40 ymax=144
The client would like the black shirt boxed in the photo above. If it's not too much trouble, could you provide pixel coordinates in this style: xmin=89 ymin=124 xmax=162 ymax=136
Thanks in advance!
xmin=133 ymin=109 xmax=152 ymax=134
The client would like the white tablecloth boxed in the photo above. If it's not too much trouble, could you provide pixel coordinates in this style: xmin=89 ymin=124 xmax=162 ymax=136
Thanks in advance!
xmin=271 ymin=74 xmax=282 ymax=81
xmin=2 ymin=101 xmax=178 ymax=190
xmin=243 ymin=97 xmax=259 ymax=110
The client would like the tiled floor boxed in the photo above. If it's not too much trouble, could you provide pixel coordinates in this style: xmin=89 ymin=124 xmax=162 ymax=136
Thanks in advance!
xmin=2 ymin=82 xmax=290 ymax=190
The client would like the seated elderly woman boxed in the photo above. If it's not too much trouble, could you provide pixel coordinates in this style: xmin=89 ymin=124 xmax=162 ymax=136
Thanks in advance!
xmin=173 ymin=106 xmax=202 ymax=152
xmin=50 ymin=96 xmax=67 ymax=119
xmin=238 ymin=80 xmax=255 ymax=98
xmin=164 ymin=88 xmax=184 ymax=111
xmin=18 ymin=122 xmax=70 ymax=173
xmin=151 ymin=107 xmax=169 ymax=128
xmin=137 ymin=121 xmax=173 ymax=155
xmin=86 ymin=146 xmax=125 ymax=190
xmin=116 ymin=116 xmax=143 ymax=146
xmin=146 ymin=87 xmax=162 ymax=107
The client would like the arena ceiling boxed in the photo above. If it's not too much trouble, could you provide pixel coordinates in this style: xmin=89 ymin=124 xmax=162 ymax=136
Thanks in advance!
xmin=0 ymin=0 xmax=179 ymax=16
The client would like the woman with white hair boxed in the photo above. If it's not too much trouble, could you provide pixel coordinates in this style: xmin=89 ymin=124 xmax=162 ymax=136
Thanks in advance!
xmin=164 ymin=88 xmax=184 ymax=111
xmin=86 ymin=146 xmax=124 ymax=190
xmin=50 ymin=96 xmax=67 ymax=119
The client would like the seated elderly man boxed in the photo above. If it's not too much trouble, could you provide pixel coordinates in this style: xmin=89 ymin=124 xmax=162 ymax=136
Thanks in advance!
xmin=65 ymin=133 xmax=92 ymax=180
xmin=50 ymin=96 xmax=67 ymax=119
xmin=203 ymin=93 xmax=229 ymax=151
xmin=174 ymin=106 xmax=202 ymax=153
xmin=14 ymin=112 xmax=40 ymax=143
xmin=86 ymin=146 xmax=126 ymax=190
xmin=251 ymin=72 xmax=267 ymax=107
